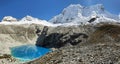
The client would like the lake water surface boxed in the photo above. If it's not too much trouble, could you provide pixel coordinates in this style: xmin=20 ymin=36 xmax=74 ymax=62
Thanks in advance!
xmin=10 ymin=44 xmax=51 ymax=62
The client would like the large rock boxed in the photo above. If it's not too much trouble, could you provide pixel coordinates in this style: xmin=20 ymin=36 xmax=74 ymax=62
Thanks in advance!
xmin=36 ymin=25 xmax=94 ymax=48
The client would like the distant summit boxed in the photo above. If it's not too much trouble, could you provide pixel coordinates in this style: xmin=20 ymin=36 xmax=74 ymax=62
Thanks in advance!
xmin=20 ymin=15 xmax=39 ymax=22
xmin=0 ymin=15 xmax=53 ymax=26
xmin=2 ymin=16 xmax=17 ymax=22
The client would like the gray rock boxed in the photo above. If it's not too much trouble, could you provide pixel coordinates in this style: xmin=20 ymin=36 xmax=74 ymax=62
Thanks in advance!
xmin=36 ymin=25 xmax=91 ymax=48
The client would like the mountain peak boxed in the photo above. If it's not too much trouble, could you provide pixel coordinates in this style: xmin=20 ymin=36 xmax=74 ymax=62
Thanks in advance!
xmin=49 ymin=4 xmax=119 ymax=24
xmin=90 ymin=4 xmax=104 ymax=10
xmin=20 ymin=15 xmax=38 ymax=21
xmin=2 ymin=16 xmax=17 ymax=22
xmin=66 ymin=4 xmax=83 ymax=10
xmin=61 ymin=4 xmax=83 ymax=17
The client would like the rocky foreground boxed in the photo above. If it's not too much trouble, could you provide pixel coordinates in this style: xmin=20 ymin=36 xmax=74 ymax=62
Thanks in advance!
xmin=1 ymin=22 xmax=120 ymax=64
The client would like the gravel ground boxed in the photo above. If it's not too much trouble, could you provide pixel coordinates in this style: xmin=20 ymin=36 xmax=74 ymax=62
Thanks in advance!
xmin=23 ymin=42 xmax=120 ymax=64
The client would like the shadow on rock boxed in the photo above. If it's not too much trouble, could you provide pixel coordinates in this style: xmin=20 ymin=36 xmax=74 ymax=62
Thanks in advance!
xmin=36 ymin=26 xmax=88 ymax=48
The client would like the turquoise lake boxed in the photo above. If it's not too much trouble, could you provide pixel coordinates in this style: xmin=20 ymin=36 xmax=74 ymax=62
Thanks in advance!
xmin=10 ymin=44 xmax=51 ymax=62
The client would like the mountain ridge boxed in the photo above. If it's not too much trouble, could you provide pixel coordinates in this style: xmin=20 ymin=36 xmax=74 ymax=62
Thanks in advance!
xmin=0 ymin=4 xmax=120 ymax=26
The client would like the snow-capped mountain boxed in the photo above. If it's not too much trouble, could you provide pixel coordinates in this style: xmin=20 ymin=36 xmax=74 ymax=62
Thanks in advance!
xmin=0 ymin=15 xmax=54 ymax=26
xmin=2 ymin=16 xmax=17 ymax=22
xmin=0 ymin=4 xmax=120 ymax=26
xmin=20 ymin=15 xmax=38 ymax=22
xmin=19 ymin=15 xmax=52 ymax=25
xmin=49 ymin=4 xmax=119 ymax=25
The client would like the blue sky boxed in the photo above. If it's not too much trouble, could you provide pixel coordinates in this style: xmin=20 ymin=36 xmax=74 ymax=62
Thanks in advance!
xmin=0 ymin=0 xmax=120 ymax=21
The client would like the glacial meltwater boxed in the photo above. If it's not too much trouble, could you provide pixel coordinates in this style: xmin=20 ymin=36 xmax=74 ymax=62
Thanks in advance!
xmin=10 ymin=44 xmax=51 ymax=62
